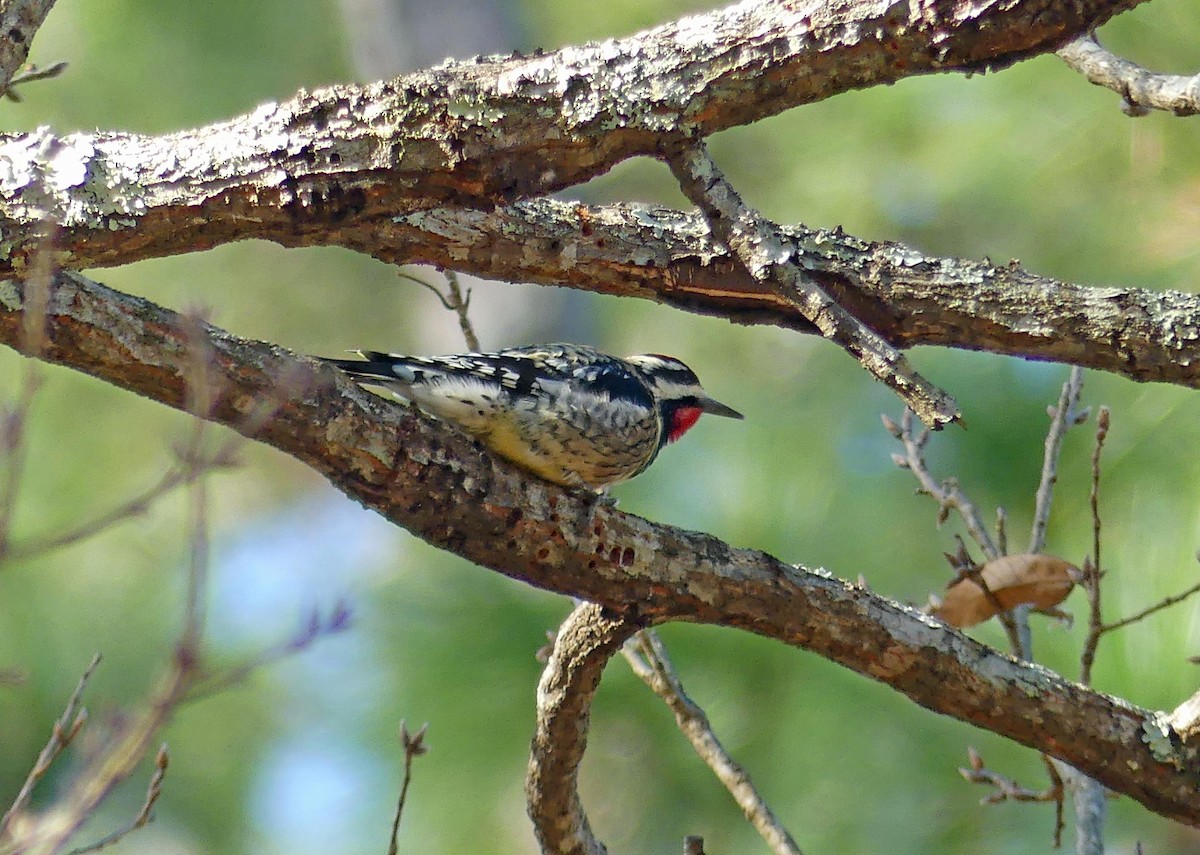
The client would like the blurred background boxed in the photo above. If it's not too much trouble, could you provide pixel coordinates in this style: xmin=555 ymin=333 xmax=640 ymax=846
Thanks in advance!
xmin=2 ymin=0 xmax=1200 ymax=852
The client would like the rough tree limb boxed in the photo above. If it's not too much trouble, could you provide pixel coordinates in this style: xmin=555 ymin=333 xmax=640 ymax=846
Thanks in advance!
xmin=1 ymin=269 xmax=1198 ymax=828
xmin=6 ymin=189 xmax=1200 ymax=392
xmin=0 ymin=0 xmax=1149 ymax=275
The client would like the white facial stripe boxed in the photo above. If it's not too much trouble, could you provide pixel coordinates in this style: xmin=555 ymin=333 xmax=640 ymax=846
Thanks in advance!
xmin=651 ymin=379 xmax=703 ymax=401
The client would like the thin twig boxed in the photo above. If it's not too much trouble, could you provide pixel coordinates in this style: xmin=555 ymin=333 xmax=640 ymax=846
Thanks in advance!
xmin=0 ymin=362 xmax=43 ymax=559
xmin=665 ymin=137 xmax=959 ymax=429
xmin=0 ymin=0 xmax=59 ymax=99
xmin=183 ymin=602 xmax=353 ymax=703
xmin=177 ymin=311 xmax=221 ymax=664
xmin=622 ymin=630 xmax=804 ymax=855
xmin=3 ymin=60 xmax=68 ymax=103
xmin=443 ymin=271 xmax=480 ymax=352
xmin=177 ymin=438 xmax=210 ymax=665
xmin=12 ymin=665 xmax=192 ymax=854
xmin=885 ymin=408 xmax=1022 ymax=652
xmin=2 ymin=449 xmax=239 ymax=563
xmin=1059 ymin=34 xmax=1200 ymax=118
xmin=401 ymin=269 xmax=481 ymax=352
xmin=3 ymin=324 xmax=225 ymax=853
xmin=1028 ymin=367 xmax=1086 ymax=555
xmin=66 ymin=744 xmax=169 ymax=855
xmin=387 ymin=721 xmax=429 ymax=855
xmin=1079 ymin=406 xmax=1110 ymax=685
xmin=1042 ymin=755 xmax=1066 ymax=849
xmin=1101 ymin=579 xmax=1200 ymax=634
xmin=0 ymin=254 xmax=53 ymax=558
xmin=887 ymin=409 xmax=999 ymax=559
xmin=960 ymin=747 xmax=1063 ymax=803
xmin=0 ymin=653 xmax=101 ymax=837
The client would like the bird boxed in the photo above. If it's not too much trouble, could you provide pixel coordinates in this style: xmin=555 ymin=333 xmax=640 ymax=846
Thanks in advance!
xmin=321 ymin=343 xmax=743 ymax=490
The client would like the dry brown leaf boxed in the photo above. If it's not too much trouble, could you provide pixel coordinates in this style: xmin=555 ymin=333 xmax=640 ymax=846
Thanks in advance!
xmin=932 ymin=553 xmax=1079 ymax=628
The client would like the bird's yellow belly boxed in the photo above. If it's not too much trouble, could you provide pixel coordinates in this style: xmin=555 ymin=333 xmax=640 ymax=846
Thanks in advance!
xmin=473 ymin=412 xmax=658 ymax=490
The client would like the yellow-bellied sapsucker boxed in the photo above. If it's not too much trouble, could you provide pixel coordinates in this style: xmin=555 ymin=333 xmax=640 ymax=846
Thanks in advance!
xmin=323 ymin=343 xmax=742 ymax=490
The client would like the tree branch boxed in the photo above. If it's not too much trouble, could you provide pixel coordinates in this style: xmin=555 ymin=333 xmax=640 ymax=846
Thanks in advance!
xmin=622 ymin=630 xmax=803 ymax=855
xmin=12 ymin=193 xmax=1197 ymax=394
xmin=1059 ymin=33 xmax=1200 ymax=117
xmin=664 ymin=137 xmax=958 ymax=427
xmin=2 ymin=269 xmax=1198 ymax=827
xmin=0 ymin=0 xmax=57 ymax=98
xmin=0 ymin=0 xmax=1148 ymax=276
xmin=528 ymin=602 xmax=635 ymax=855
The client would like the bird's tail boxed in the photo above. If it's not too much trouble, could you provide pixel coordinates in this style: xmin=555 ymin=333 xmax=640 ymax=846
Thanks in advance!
xmin=319 ymin=351 xmax=416 ymax=384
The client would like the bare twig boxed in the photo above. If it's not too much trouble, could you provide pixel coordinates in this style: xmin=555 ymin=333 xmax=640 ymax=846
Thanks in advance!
xmin=622 ymin=630 xmax=803 ymax=855
xmin=1044 ymin=756 xmax=1067 ymax=849
xmin=176 ymin=316 xmax=218 ymax=663
xmin=887 ymin=409 xmax=999 ymax=559
xmin=1028 ymin=367 xmax=1086 ymax=555
xmin=1079 ymin=407 xmax=1110 ymax=686
xmin=12 ymin=663 xmax=192 ymax=854
xmin=401 ymin=269 xmax=481 ymax=352
xmin=959 ymin=748 xmax=1065 ymax=846
xmin=183 ymin=602 xmax=353 ymax=703
xmin=66 ymin=744 xmax=169 ymax=855
xmin=1101 ymin=577 xmax=1200 ymax=634
xmin=1059 ymin=33 xmax=1200 ymax=117
xmin=1 ymin=328 xmax=228 ymax=853
xmin=665 ymin=137 xmax=959 ymax=429
xmin=1014 ymin=367 xmax=1087 ymax=660
xmin=387 ymin=721 xmax=429 ymax=855
xmin=527 ymin=602 xmax=638 ymax=855
xmin=0 ymin=361 xmax=43 ymax=558
xmin=3 ymin=60 xmax=68 ymax=103
xmin=0 ymin=254 xmax=54 ymax=559
xmin=3 ymin=420 xmax=206 ymax=853
xmin=886 ymin=408 xmax=1022 ymax=652
xmin=960 ymin=747 xmax=1064 ymax=804
xmin=0 ymin=653 xmax=101 ymax=838
xmin=2 ymin=449 xmax=239 ymax=563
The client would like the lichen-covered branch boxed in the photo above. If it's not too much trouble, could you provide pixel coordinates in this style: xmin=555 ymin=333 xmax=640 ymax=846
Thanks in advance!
xmin=2 ymin=270 xmax=1198 ymax=827
xmin=16 ymin=192 xmax=1198 ymax=395
xmin=0 ymin=0 xmax=1148 ymax=276
xmin=1059 ymin=34 xmax=1200 ymax=117
xmin=664 ymin=137 xmax=959 ymax=427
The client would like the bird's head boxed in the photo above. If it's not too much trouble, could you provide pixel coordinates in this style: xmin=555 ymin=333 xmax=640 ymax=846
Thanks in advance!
xmin=624 ymin=354 xmax=744 ymax=444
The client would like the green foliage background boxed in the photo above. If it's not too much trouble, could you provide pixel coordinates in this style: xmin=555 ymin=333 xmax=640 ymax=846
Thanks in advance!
xmin=2 ymin=1 xmax=1200 ymax=853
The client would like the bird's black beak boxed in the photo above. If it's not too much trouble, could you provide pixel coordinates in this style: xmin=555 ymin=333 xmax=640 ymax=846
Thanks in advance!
xmin=700 ymin=397 xmax=744 ymax=420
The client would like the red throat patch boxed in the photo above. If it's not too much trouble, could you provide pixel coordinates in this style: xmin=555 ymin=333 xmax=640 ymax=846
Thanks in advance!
xmin=667 ymin=406 xmax=703 ymax=443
